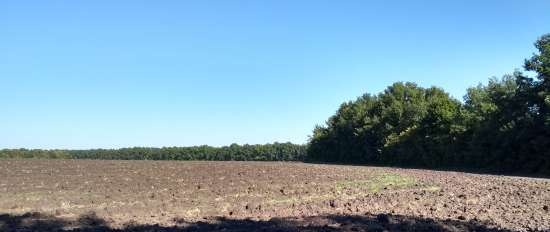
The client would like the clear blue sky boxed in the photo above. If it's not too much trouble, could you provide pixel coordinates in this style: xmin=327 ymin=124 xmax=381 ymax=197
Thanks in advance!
xmin=1 ymin=1 xmax=549 ymax=149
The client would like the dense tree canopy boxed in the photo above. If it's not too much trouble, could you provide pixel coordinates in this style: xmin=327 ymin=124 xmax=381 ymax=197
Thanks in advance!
xmin=308 ymin=34 xmax=550 ymax=175
xmin=307 ymin=83 xmax=463 ymax=166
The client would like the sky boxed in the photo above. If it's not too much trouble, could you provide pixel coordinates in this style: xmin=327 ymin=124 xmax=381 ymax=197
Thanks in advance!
xmin=1 ymin=1 xmax=549 ymax=149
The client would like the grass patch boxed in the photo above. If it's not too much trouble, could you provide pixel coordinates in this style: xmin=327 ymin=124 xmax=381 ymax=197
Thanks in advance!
xmin=267 ymin=173 xmax=420 ymax=207
xmin=336 ymin=173 xmax=417 ymax=193
xmin=423 ymin=185 xmax=441 ymax=192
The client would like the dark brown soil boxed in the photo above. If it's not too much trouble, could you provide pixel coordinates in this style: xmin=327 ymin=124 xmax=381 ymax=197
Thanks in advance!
xmin=0 ymin=159 xmax=548 ymax=231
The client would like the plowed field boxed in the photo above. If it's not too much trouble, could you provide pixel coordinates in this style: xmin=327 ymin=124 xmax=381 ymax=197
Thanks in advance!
xmin=0 ymin=160 xmax=548 ymax=231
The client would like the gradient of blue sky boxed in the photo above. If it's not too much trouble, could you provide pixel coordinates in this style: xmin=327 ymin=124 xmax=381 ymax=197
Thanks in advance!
xmin=1 ymin=1 xmax=549 ymax=149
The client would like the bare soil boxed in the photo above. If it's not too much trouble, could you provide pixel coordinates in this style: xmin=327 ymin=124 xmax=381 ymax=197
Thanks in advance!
xmin=0 ymin=159 xmax=549 ymax=231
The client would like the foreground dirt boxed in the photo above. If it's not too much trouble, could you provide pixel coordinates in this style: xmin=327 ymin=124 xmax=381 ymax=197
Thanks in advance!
xmin=0 ymin=160 xmax=548 ymax=231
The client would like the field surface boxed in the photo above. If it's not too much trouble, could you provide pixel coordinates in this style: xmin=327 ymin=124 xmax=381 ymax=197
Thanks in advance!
xmin=0 ymin=160 xmax=549 ymax=232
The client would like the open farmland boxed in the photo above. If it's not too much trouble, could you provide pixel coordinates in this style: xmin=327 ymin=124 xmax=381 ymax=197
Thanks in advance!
xmin=0 ymin=159 xmax=549 ymax=231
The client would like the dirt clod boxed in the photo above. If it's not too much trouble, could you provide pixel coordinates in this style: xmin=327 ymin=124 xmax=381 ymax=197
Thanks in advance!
xmin=328 ymin=200 xmax=337 ymax=208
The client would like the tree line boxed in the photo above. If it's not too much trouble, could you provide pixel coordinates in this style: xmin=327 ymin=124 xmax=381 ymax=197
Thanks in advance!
xmin=0 ymin=143 xmax=307 ymax=161
xmin=308 ymin=34 xmax=550 ymax=175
